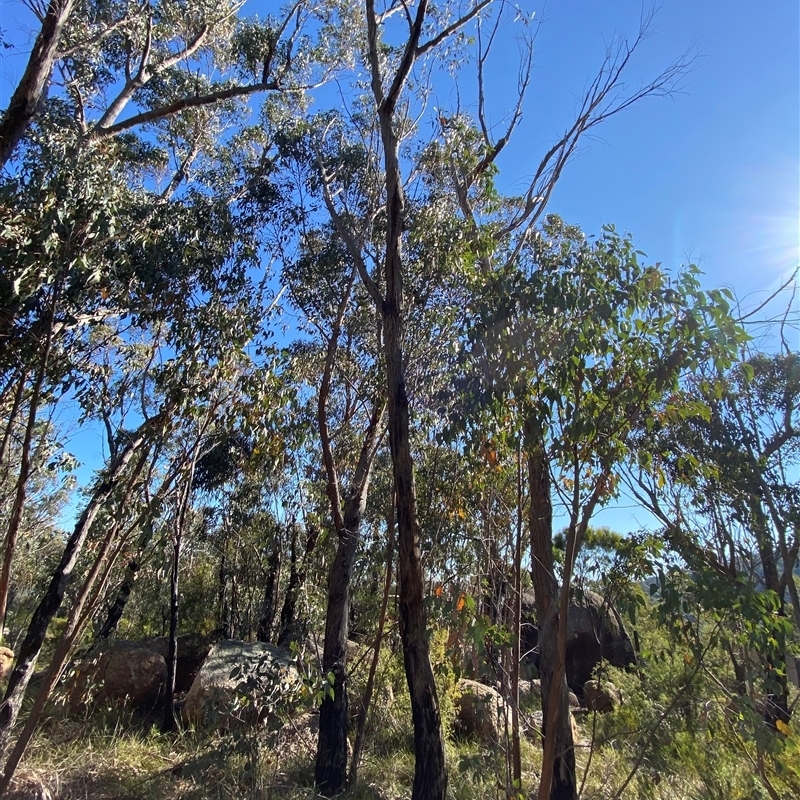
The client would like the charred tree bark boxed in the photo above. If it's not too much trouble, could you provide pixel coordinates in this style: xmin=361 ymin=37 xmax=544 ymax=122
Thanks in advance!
xmin=525 ymin=427 xmax=576 ymax=800
xmin=361 ymin=0 xmax=448 ymax=793
xmin=510 ymin=439 xmax=523 ymax=794
xmin=162 ymin=531 xmax=182 ymax=732
xmin=164 ymin=453 xmax=199 ymax=732
xmin=349 ymin=493 xmax=395 ymax=785
xmin=95 ymin=558 xmax=139 ymax=641
xmin=315 ymin=400 xmax=384 ymax=794
xmin=257 ymin=543 xmax=280 ymax=643
xmin=277 ymin=523 xmax=319 ymax=648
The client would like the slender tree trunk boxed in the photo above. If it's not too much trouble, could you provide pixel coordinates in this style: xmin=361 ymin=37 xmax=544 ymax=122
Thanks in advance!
xmin=96 ymin=460 xmax=181 ymax=643
xmin=0 ymin=449 xmax=149 ymax=794
xmin=0 ymin=287 xmax=59 ymax=639
xmin=0 ymin=0 xmax=76 ymax=168
xmin=315 ymin=400 xmax=384 ymax=794
xmin=217 ymin=541 xmax=231 ymax=638
xmin=314 ymin=505 xmax=364 ymax=791
xmin=0 ymin=412 xmax=162 ymax=768
xmin=278 ymin=523 xmax=319 ymax=648
xmin=163 ymin=454 xmax=198 ymax=732
xmin=374 ymin=23 xmax=447 ymax=798
xmin=350 ymin=493 xmax=395 ymax=786
xmin=357 ymin=0 xmax=446 ymax=793
xmin=0 ymin=371 xmax=26 ymax=482
xmin=525 ymin=426 xmax=576 ymax=800
xmin=257 ymin=543 xmax=280 ymax=642
xmin=95 ymin=558 xmax=140 ymax=641
xmin=163 ymin=530 xmax=181 ymax=732
xmin=383 ymin=266 xmax=446 ymax=800
xmin=278 ymin=526 xmax=300 ymax=647
xmin=511 ymin=439 xmax=523 ymax=795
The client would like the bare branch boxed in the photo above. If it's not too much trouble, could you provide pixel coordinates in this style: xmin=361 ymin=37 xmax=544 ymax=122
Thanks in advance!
xmin=736 ymin=269 xmax=798 ymax=322
xmin=90 ymin=79 xmax=280 ymax=138
xmin=472 ymin=34 xmax=531 ymax=182
xmin=382 ymin=0 xmax=428 ymax=114
xmin=498 ymin=19 xmax=695 ymax=243
xmin=416 ymin=0 xmax=492 ymax=57
xmin=160 ymin=135 xmax=203 ymax=199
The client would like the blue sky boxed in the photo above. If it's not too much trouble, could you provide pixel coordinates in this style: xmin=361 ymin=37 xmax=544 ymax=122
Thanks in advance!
xmin=484 ymin=1 xmax=798 ymax=312
xmin=488 ymin=1 xmax=799 ymax=531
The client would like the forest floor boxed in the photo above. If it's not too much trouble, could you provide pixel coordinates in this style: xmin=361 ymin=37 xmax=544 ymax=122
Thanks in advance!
xmin=5 ymin=708 xmax=554 ymax=800
xmin=3 ymin=709 xmax=696 ymax=800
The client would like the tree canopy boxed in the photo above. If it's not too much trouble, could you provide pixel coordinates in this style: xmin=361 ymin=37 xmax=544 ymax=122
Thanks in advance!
xmin=0 ymin=2 xmax=798 ymax=799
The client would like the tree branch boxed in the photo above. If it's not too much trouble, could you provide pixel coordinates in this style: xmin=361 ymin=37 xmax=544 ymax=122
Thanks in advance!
xmin=416 ymin=0 xmax=491 ymax=57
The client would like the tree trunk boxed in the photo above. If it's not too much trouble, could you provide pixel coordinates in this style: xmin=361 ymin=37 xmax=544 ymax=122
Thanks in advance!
xmin=350 ymin=493 xmax=395 ymax=785
xmin=510 ymin=439 xmax=523 ymax=795
xmin=315 ymin=400 xmax=384 ymax=794
xmin=163 ymin=531 xmax=181 ymax=732
xmin=383 ymin=243 xmax=447 ymax=800
xmin=163 ymin=454 xmax=199 ymax=732
xmin=0 ymin=370 xmax=27 ymax=483
xmin=376 ymin=37 xmax=447 ymax=800
xmin=95 ymin=558 xmax=139 ymax=641
xmin=0 ymin=0 xmax=77 ymax=168
xmin=0 ymin=286 xmax=58 ymax=639
xmin=277 ymin=523 xmax=319 ymax=648
xmin=0 ymin=457 xmax=147 ymax=795
xmin=0 ymin=413 xmax=162 ymax=766
xmin=314 ymin=507 xmax=363 ymax=792
xmin=277 ymin=526 xmax=300 ymax=647
xmin=257 ymin=543 xmax=280 ymax=642
xmin=525 ymin=427 xmax=576 ymax=800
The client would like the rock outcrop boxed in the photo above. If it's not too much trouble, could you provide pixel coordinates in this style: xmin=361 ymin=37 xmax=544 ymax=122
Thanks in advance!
xmin=141 ymin=633 xmax=215 ymax=693
xmin=583 ymin=679 xmax=621 ymax=713
xmin=518 ymin=678 xmax=579 ymax=709
xmin=69 ymin=641 xmax=167 ymax=711
xmin=182 ymin=639 xmax=302 ymax=729
xmin=454 ymin=679 xmax=505 ymax=744
xmin=521 ymin=588 xmax=636 ymax=695
xmin=0 ymin=646 xmax=14 ymax=683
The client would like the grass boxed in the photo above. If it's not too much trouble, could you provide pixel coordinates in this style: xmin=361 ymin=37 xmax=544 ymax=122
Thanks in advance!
xmin=7 ymin=705 xmax=545 ymax=800
xmin=8 ymin=683 xmax=797 ymax=799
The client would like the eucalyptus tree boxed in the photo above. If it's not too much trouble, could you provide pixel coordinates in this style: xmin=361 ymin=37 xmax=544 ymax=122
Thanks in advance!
xmin=271 ymin=140 xmax=387 ymax=789
xmin=0 ymin=52 xmax=296 ymax=791
xmin=626 ymin=351 xmax=800 ymax=744
xmin=0 ymin=0 xmax=336 ymax=648
xmin=288 ymin=2 xmax=701 ymax=794
xmin=0 ymin=0 xmax=339 ymax=169
xmin=452 ymin=217 xmax=742 ymax=800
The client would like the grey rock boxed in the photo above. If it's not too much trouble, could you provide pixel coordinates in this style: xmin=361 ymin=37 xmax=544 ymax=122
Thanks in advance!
xmin=454 ymin=679 xmax=505 ymax=744
xmin=69 ymin=641 xmax=166 ymax=711
xmin=182 ymin=639 xmax=301 ymax=729
xmin=583 ymin=679 xmax=621 ymax=713
xmin=521 ymin=589 xmax=636 ymax=694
